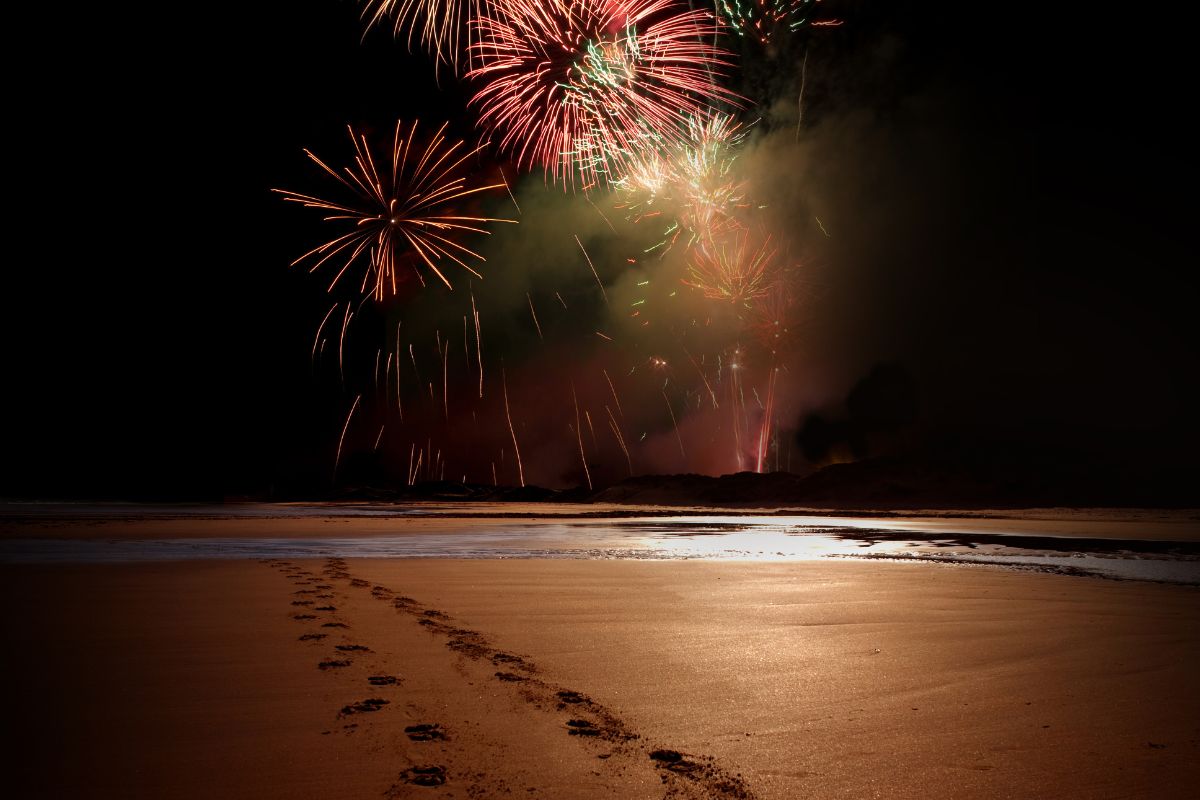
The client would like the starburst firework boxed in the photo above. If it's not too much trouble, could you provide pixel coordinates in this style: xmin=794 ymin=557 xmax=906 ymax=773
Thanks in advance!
xmin=274 ymin=120 xmax=512 ymax=298
xmin=468 ymin=0 xmax=740 ymax=187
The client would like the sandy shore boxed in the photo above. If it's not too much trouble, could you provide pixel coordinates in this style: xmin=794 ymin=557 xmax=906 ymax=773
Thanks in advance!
xmin=4 ymin=557 xmax=1197 ymax=798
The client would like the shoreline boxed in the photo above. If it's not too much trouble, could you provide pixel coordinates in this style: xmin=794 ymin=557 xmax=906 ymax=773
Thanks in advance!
xmin=3 ymin=502 xmax=1198 ymax=542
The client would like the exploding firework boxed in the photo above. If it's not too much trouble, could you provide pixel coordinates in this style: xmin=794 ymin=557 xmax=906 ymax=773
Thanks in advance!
xmin=617 ymin=112 xmax=748 ymax=254
xmin=274 ymin=4 xmax=833 ymax=488
xmin=717 ymin=0 xmax=842 ymax=45
xmin=468 ymin=0 xmax=740 ymax=187
xmin=361 ymin=0 xmax=483 ymax=70
xmin=670 ymin=113 xmax=748 ymax=249
xmin=679 ymin=115 xmax=746 ymax=215
xmin=749 ymin=278 xmax=798 ymax=353
xmin=685 ymin=228 xmax=777 ymax=303
xmin=274 ymin=120 xmax=513 ymax=298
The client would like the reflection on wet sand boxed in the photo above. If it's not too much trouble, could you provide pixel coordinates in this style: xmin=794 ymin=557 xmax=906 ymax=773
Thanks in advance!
xmin=2 ymin=508 xmax=1197 ymax=584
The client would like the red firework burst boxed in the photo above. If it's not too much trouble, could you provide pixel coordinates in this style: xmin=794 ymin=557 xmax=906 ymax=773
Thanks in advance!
xmin=468 ymin=0 xmax=741 ymax=187
xmin=274 ymin=120 xmax=513 ymax=298
xmin=685 ymin=228 xmax=776 ymax=304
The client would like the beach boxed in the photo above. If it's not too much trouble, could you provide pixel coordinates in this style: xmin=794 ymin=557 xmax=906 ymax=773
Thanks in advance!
xmin=4 ymin=516 xmax=1199 ymax=798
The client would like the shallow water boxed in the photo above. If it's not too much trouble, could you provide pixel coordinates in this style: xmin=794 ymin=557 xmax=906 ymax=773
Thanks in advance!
xmin=2 ymin=509 xmax=1198 ymax=585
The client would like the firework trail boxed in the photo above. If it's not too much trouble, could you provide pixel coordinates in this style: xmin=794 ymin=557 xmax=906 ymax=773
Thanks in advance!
xmin=394 ymin=320 xmax=405 ymax=418
xmin=574 ymin=235 xmax=609 ymax=305
xmin=584 ymin=409 xmax=598 ymax=450
xmin=312 ymin=302 xmax=339 ymax=364
xmin=274 ymin=120 xmax=513 ymax=298
xmin=571 ymin=383 xmax=593 ymax=490
xmin=470 ymin=287 xmax=483 ymax=397
xmin=603 ymin=368 xmax=625 ymax=418
xmin=338 ymin=305 xmax=354 ymax=385
xmin=499 ymin=166 xmax=522 ymax=214
xmin=334 ymin=394 xmax=362 ymax=478
xmin=662 ymin=387 xmax=687 ymax=465
xmin=501 ymin=367 xmax=525 ymax=486
xmin=605 ymin=404 xmax=634 ymax=475
xmin=361 ymin=0 xmax=483 ymax=71
xmin=468 ymin=0 xmax=740 ymax=186
xmin=682 ymin=345 xmax=719 ymax=409
xmin=755 ymin=364 xmax=778 ymax=472
xmin=717 ymin=0 xmax=842 ymax=44
xmin=526 ymin=292 xmax=543 ymax=339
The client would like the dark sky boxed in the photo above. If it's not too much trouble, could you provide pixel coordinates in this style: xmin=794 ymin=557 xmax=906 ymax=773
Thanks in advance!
xmin=4 ymin=1 xmax=1194 ymax=499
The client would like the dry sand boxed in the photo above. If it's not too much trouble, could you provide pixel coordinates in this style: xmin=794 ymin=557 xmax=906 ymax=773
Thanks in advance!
xmin=4 ymin=557 xmax=1198 ymax=799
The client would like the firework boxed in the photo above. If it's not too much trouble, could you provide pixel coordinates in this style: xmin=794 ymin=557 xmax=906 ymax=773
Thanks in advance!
xmin=717 ymin=0 xmax=842 ymax=44
xmin=468 ymin=0 xmax=740 ymax=187
xmin=274 ymin=120 xmax=513 ymax=299
xmin=616 ymin=112 xmax=747 ymax=253
xmin=685 ymin=228 xmax=776 ymax=303
xmin=675 ymin=114 xmax=748 ymax=243
xmin=361 ymin=0 xmax=483 ymax=70
xmin=749 ymin=278 xmax=799 ymax=353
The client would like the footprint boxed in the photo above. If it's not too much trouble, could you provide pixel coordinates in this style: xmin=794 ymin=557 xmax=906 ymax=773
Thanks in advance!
xmin=339 ymin=698 xmax=389 ymax=716
xmin=368 ymin=675 xmax=401 ymax=686
xmin=422 ymin=609 xmax=449 ymax=619
xmin=291 ymin=600 xmax=313 ymax=606
xmin=319 ymin=660 xmax=351 ymax=670
xmin=566 ymin=719 xmax=600 ymax=737
xmin=494 ymin=672 xmax=527 ymax=683
xmin=400 ymin=765 xmax=446 ymax=787
xmin=405 ymin=723 xmax=447 ymax=742
xmin=557 ymin=690 xmax=587 ymax=705
xmin=447 ymin=638 xmax=489 ymax=659
xmin=299 ymin=633 xmax=327 ymax=642
xmin=335 ymin=644 xmax=371 ymax=652
xmin=322 ymin=622 xmax=349 ymax=628
xmin=350 ymin=579 xmax=369 ymax=587
xmin=649 ymin=749 xmax=700 ymax=773
xmin=293 ymin=614 xmax=316 ymax=620
xmin=314 ymin=605 xmax=337 ymax=612
xmin=491 ymin=652 xmax=531 ymax=671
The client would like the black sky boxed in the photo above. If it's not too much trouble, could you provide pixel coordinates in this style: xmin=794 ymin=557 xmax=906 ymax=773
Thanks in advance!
xmin=4 ymin=1 xmax=1195 ymax=499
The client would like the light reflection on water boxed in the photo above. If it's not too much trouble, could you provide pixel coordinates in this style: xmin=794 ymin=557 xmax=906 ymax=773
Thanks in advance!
xmin=1 ymin=515 xmax=1198 ymax=585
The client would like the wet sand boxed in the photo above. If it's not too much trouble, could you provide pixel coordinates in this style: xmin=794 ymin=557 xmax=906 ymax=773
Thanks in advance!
xmin=4 ymin=557 xmax=1198 ymax=798
xmin=3 ymin=503 xmax=1198 ymax=541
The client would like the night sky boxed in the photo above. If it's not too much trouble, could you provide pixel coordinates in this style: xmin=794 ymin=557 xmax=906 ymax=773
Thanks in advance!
xmin=5 ymin=1 xmax=1194 ymax=500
